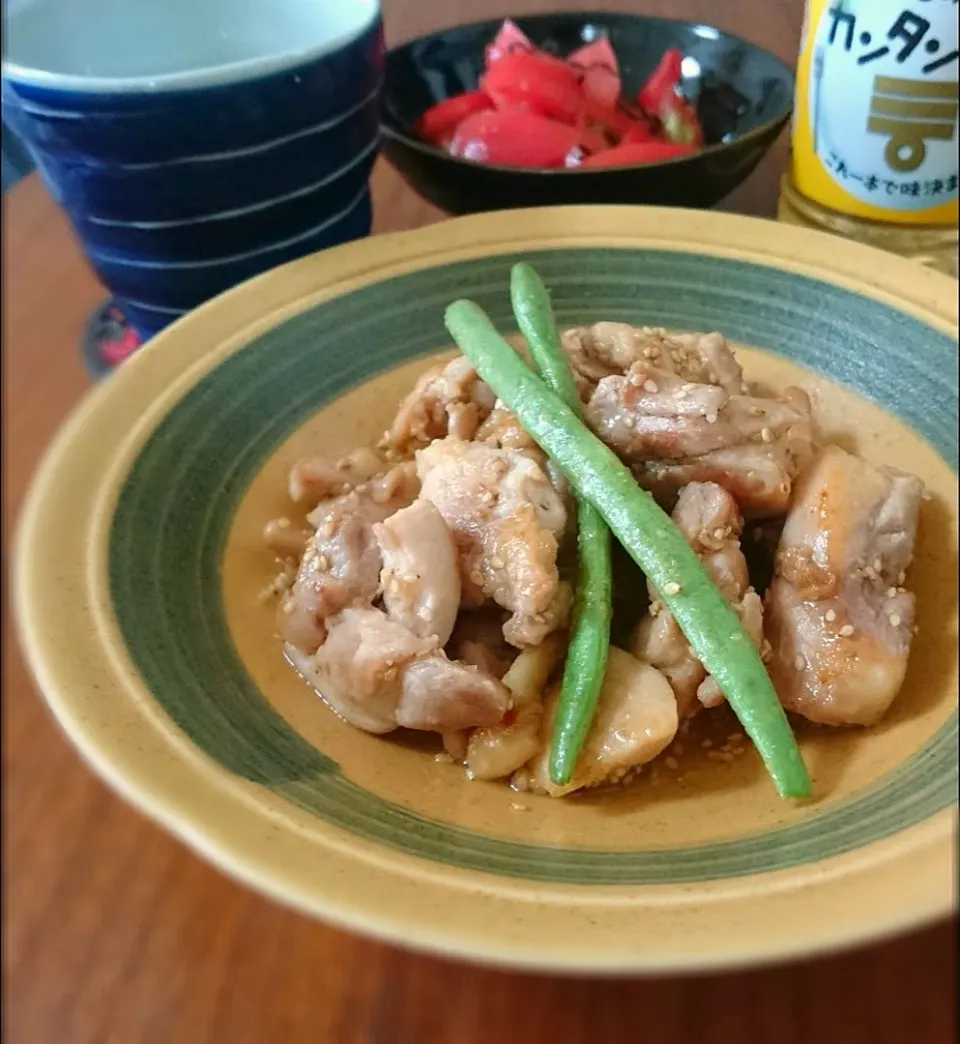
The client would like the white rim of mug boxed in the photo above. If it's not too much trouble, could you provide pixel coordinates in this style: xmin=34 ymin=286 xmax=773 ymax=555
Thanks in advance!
xmin=1 ymin=0 xmax=380 ymax=95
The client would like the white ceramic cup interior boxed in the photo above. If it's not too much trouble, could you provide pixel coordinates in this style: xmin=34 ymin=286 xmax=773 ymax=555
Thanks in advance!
xmin=4 ymin=0 xmax=381 ymax=91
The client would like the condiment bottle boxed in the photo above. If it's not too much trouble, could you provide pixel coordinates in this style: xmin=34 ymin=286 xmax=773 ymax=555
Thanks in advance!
xmin=779 ymin=0 xmax=958 ymax=277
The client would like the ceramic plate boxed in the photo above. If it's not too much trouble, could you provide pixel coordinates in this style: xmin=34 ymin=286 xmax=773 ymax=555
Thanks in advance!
xmin=15 ymin=208 xmax=958 ymax=973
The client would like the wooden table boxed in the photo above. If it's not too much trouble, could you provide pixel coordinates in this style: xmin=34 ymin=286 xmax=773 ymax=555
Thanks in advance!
xmin=4 ymin=2 xmax=956 ymax=1041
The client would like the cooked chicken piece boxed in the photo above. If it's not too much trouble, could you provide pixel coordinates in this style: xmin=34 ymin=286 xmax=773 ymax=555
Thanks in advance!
xmin=446 ymin=607 xmax=518 ymax=679
xmin=560 ymin=323 xmax=643 ymax=383
xmin=286 ymin=608 xmax=436 ymax=732
xmin=289 ymin=447 xmax=385 ymax=510
xmin=560 ymin=324 xmax=746 ymax=394
xmin=263 ymin=517 xmax=312 ymax=559
xmin=522 ymin=647 xmax=678 ymax=796
xmin=445 ymin=609 xmax=522 ymax=754
xmin=765 ymin=446 xmax=924 ymax=726
xmin=631 ymin=482 xmax=764 ymax=717
xmin=279 ymin=463 xmax=419 ymax=653
xmin=503 ymin=580 xmax=572 ymax=648
xmin=397 ymin=658 xmax=511 ymax=732
xmin=417 ymin=437 xmax=568 ymax=645
xmin=670 ymin=330 xmax=746 ymax=393
xmin=304 ymin=460 xmax=419 ymax=530
xmin=585 ymin=361 xmax=809 ymax=461
xmin=373 ymin=499 xmax=461 ymax=646
xmin=465 ymin=635 xmax=565 ymax=781
xmin=287 ymin=606 xmax=508 ymax=734
xmin=476 ymin=400 xmax=545 ymax=454
xmin=561 ymin=323 xmax=813 ymax=518
xmin=635 ymin=441 xmax=800 ymax=519
xmin=475 ymin=402 xmax=577 ymax=521
xmin=385 ymin=356 xmax=496 ymax=458
xmin=586 ymin=364 xmax=812 ymax=518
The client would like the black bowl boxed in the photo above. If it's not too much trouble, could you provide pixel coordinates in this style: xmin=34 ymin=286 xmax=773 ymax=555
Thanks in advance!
xmin=382 ymin=13 xmax=794 ymax=214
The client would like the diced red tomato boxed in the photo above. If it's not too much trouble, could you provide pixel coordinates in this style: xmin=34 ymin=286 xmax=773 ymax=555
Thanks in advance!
xmin=567 ymin=37 xmax=621 ymax=109
xmin=637 ymin=47 xmax=683 ymax=114
xmin=580 ymin=140 xmax=697 ymax=168
xmin=619 ymin=119 xmax=660 ymax=145
xmin=449 ymin=110 xmax=586 ymax=168
xmin=579 ymin=98 xmax=636 ymax=140
xmin=415 ymin=91 xmax=495 ymax=147
xmin=414 ymin=21 xmax=705 ymax=172
xmin=658 ymin=93 xmax=704 ymax=147
xmin=481 ymin=50 xmax=585 ymax=125
xmin=484 ymin=19 xmax=535 ymax=66
xmin=576 ymin=124 xmax=611 ymax=155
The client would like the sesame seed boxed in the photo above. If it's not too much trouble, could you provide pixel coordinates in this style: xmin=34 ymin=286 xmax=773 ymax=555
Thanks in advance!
xmin=873 ymin=558 xmax=883 ymax=573
xmin=898 ymin=571 xmax=907 ymax=585
xmin=922 ymin=491 xmax=933 ymax=502
xmin=705 ymin=413 xmax=718 ymax=425
xmin=510 ymin=802 xmax=530 ymax=812
xmin=702 ymin=739 xmax=713 ymax=749
xmin=664 ymin=756 xmax=680 ymax=771
xmin=282 ymin=599 xmax=296 ymax=615
xmin=663 ymin=581 xmax=682 ymax=596
xmin=643 ymin=379 xmax=659 ymax=393
xmin=885 ymin=587 xmax=897 ymax=598
xmin=825 ymin=609 xmax=837 ymax=622
xmin=794 ymin=654 xmax=806 ymax=670
xmin=839 ymin=624 xmax=855 ymax=637
xmin=760 ymin=427 xmax=775 ymax=443
xmin=713 ymin=527 xmax=726 ymax=540
xmin=889 ymin=613 xmax=902 ymax=627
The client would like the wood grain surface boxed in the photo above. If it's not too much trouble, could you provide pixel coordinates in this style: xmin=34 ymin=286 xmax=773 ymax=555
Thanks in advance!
xmin=3 ymin=2 xmax=956 ymax=1041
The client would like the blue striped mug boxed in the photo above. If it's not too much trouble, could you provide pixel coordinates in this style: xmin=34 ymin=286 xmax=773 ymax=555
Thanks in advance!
xmin=3 ymin=0 xmax=383 ymax=338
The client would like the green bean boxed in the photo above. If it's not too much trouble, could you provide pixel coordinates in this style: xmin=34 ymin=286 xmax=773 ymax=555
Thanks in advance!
xmin=444 ymin=297 xmax=812 ymax=800
xmin=509 ymin=263 xmax=612 ymax=787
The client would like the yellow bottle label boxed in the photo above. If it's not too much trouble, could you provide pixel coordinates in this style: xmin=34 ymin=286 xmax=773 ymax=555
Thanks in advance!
xmin=793 ymin=0 xmax=959 ymax=226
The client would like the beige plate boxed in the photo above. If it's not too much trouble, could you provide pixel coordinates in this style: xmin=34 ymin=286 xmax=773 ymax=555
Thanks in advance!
xmin=14 ymin=208 xmax=959 ymax=973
